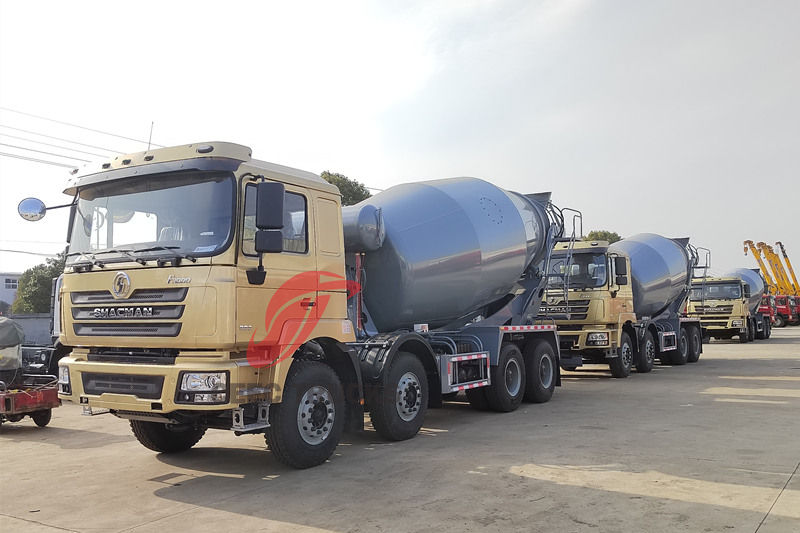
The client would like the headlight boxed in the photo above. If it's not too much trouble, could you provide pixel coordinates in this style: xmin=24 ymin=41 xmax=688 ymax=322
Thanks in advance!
xmin=177 ymin=371 xmax=229 ymax=404
xmin=181 ymin=372 xmax=227 ymax=392
xmin=59 ymin=366 xmax=70 ymax=384
xmin=586 ymin=332 xmax=609 ymax=346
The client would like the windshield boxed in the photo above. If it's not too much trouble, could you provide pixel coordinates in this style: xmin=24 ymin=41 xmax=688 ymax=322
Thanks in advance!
xmin=689 ymin=283 xmax=741 ymax=301
xmin=67 ymin=171 xmax=235 ymax=265
xmin=547 ymin=252 xmax=607 ymax=289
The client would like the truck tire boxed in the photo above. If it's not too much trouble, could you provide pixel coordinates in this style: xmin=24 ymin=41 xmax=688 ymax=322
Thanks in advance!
xmin=635 ymin=330 xmax=655 ymax=373
xmin=671 ymin=328 xmax=689 ymax=365
xmin=465 ymin=387 xmax=490 ymax=410
xmin=765 ymin=320 xmax=772 ymax=338
xmin=370 ymin=352 xmax=428 ymax=441
xmin=31 ymin=409 xmax=52 ymax=427
xmin=687 ymin=327 xmax=702 ymax=363
xmin=774 ymin=315 xmax=785 ymax=328
xmin=609 ymin=332 xmax=633 ymax=378
xmin=523 ymin=339 xmax=556 ymax=403
xmin=484 ymin=343 xmax=525 ymax=412
xmin=265 ymin=360 xmax=345 ymax=468
xmin=739 ymin=322 xmax=749 ymax=343
xmin=130 ymin=420 xmax=206 ymax=453
xmin=748 ymin=319 xmax=755 ymax=342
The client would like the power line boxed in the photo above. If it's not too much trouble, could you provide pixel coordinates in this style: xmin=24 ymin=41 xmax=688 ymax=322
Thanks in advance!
xmin=0 ymin=106 xmax=164 ymax=148
xmin=0 ymin=142 xmax=90 ymax=163
xmin=0 ymin=132 xmax=111 ymax=158
xmin=0 ymin=151 xmax=77 ymax=169
xmin=0 ymin=123 xmax=123 ymax=154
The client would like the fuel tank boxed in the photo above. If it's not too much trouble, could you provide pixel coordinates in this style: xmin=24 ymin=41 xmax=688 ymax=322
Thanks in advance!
xmin=342 ymin=178 xmax=550 ymax=332
xmin=609 ymin=233 xmax=694 ymax=318
xmin=724 ymin=268 xmax=766 ymax=315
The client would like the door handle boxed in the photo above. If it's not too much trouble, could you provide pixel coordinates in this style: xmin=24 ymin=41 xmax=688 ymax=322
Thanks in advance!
xmin=300 ymin=298 xmax=316 ymax=308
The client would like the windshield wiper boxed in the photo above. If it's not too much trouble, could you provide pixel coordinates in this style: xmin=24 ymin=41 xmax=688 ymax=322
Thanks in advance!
xmin=132 ymin=245 xmax=197 ymax=265
xmin=65 ymin=251 xmax=105 ymax=271
xmin=93 ymin=248 xmax=148 ymax=265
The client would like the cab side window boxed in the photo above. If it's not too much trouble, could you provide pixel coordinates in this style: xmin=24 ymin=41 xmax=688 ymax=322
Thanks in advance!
xmin=243 ymin=185 xmax=308 ymax=255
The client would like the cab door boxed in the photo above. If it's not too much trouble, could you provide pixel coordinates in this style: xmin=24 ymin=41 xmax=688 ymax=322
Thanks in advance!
xmin=237 ymin=180 xmax=318 ymax=354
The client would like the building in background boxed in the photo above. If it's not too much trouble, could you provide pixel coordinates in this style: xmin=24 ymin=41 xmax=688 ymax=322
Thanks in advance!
xmin=0 ymin=272 xmax=21 ymax=315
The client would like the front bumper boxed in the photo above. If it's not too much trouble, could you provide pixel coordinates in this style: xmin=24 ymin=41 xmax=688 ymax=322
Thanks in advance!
xmin=58 ymin=354 xmax=268 ymax=413
xmin=556 ymin=328 xmax=619 ymax=358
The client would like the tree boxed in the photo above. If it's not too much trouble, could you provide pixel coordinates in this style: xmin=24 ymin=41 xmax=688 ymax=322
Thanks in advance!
xmin=321 ymin=171 xmax=371 ymax=206
xmin=11 ymin=253 xmax=66 ymax=314
xmin=584 ymin=230 xmax=622 ymax=244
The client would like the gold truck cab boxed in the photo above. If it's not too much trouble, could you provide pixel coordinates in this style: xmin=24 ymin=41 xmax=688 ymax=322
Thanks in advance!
xmin=687 ymin=277 xmax=749 ymax=342
xmin=22 ymin=142 xmax=363 ymax=468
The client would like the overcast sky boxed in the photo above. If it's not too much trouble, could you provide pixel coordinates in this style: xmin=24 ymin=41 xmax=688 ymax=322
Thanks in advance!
xmin=1 ymin=0 xmax=798 ymax=279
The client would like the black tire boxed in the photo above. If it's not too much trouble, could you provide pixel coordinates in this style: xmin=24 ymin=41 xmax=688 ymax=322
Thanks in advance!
xmin=465 ymin=387 xmax=490 ymax=410
xmin=370 ymin=352 xmax=427 ymax=441
xmin=774 ymin=315 xmax=785 ymax=328
xmin=523 ymin=339 xmax=556 ymax=403
xmin=483 ymin=343 xmax=526 ymax=412
xmin=687 ymin=327 xmax=702 ymax=363
xmin=31 ymin=409 xmax=52 ymax=427
xmin=748 ymin=319 xmax=755 ymax=342
xmin=765 ymin=320 xmax=772 ymax=338
xmin=609 ymin=331 xmax=633 ymax=378
xmin=739 ymin=322 xmax=749 ymax=343
xmin=756 ymin=318 xmax=766 ymax=340
xmin=671 ymin=328 xmax=689 ymax=365
xmin=130 ymin=420 xmax=206 ymax=453
xmin=636 ymin=330 xmax=655 ymax=373
xmin=265 ymin=360 xmax=345 ymax=468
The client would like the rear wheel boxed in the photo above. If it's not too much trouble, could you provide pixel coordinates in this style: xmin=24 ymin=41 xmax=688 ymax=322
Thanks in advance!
xmin=370 ymin=352 xmax=428 ymax=441
xmin=484 ymin=344 xmax=525 ymax=412
xmin=687 ymin=327 xmax=702 ymax=363
xmin=265 ymin=360 xmax=345 ymax=468
xmin=635 ymin=330 xmax=655 ymax=373
xmin=131 ymin=420 xmax=206 ymax=453
xmin=523 ymin=339 xmax=556 ymax=403
xmin=747 ymin=319 xmax=755 ymax=342
xmin=765 ymin=320 xmax=772 ymax=338
xmin=609 ymin=332 xmax=633 ymax=378
xmin=774 ymin=315 xmax=785 ymax=328
xmin=31 ymin=409 xmax=52 ymax=427
xmin=671 ymin=328 xmax=689 ymax=365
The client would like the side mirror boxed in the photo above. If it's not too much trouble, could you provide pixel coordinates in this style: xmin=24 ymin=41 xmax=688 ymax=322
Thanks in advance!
xmin=614 ymin=256 xmax=628 ymax=276
xmin=255 ymin=229 xmax=283 ymax=253
xmin=18 ymin=197 xmax=47 ymax=221
xmin=616 ymin=275 xmax=628 ymax=286
xmin=743 ymin=285 xmax=751 ymax=298
xmin=256 ymin=182 xmax=285 ymax=230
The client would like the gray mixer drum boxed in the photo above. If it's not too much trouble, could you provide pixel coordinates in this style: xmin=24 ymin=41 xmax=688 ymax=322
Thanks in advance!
xmin=342 ymin=177 xmax=550 ymax=332
xmin=724 ymin=268 xmax=765 ymax=315
xmin=609 ymin=233 xmax=692 ymax=318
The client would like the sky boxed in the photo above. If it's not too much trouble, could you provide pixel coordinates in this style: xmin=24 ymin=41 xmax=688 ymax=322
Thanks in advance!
xmin=1 ymin=0 xmax=798 ymax=279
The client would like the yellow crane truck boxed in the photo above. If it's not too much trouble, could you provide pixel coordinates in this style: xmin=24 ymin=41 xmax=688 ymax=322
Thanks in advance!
xmin=18 ymin=142 xmax=571 ymax=468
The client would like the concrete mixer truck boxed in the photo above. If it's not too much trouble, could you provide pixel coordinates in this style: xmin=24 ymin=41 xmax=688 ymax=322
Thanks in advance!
xmin=540 ymin=234 xmax=704 ymax=378
xmin=687 ymin=268 xmax=770 ymax=342
xmin=17 ymin=141 xmax=570 ymax=468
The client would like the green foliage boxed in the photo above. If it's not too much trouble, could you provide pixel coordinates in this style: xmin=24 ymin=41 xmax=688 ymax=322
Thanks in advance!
xmin=584 ymin=230 xmax=622 ymax=244
xmin=321 ymin=171 xmax=371 ymax=206
xmin=11 ymin=253 xmax=65 ymax=314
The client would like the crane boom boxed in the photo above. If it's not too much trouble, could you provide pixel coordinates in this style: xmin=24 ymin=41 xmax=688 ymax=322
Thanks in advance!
xmin=758 ymin=242 xmax=794 ymax=295
xmin=744 ymin=240 xmax=777 ymax=294
xmin=776 ymin=241 xmax=800 ymax=295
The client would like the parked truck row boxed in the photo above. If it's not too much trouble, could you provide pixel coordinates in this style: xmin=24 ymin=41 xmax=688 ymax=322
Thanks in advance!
xmin=12 ymin=141 xmax=781 ymax=467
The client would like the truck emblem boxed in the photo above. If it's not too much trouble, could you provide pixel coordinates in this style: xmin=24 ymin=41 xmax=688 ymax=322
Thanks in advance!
xmin=112 ymin=272 xmax=131 ymax=298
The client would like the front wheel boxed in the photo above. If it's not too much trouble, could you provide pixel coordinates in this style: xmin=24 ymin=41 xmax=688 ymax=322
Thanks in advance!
xmin=635 ymin=330 xmax=655 ymax=373
xmin=265 ymin=360 xmax=345 ymax=468
xmin=748 ymin=319 xmax=755 ymax=342
xmin=774 ymin=315 xmax=785 ymax=328
xmin=370 ymin=352 xmax=428 ymax=441
xmin=523 ymin=340 xmax=556 ymax=403
xmin=739 ymin=322 xmax=749 ymax=343
xmin=609 ymin=332 xmax=633 ymax=378
xmin=687 ymin=327 xmax=702 ymax=363
xmin=130 ymin=420 xmax=206 ymax=453
xmin=484 ymin=343 xmax=526 ymax=412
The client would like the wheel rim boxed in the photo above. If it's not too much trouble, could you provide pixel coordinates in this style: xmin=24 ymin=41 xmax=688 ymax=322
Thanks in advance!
xmin=504 ymin=357 xmax=522 ymax=397
xmin=296 ymin=385 xmax=334 ymax=445
xmin=396 ymin=371 xmax=422 ymax=422
xmin=539 ymin=354 xmax=554 ymax=389
xmin=680 ymin=335 xmax=688 ymax=358
xmin=620 ymin=342 xmax=633 ymax=368
xmin=645 ymin=340 xmax=655 ymax=364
